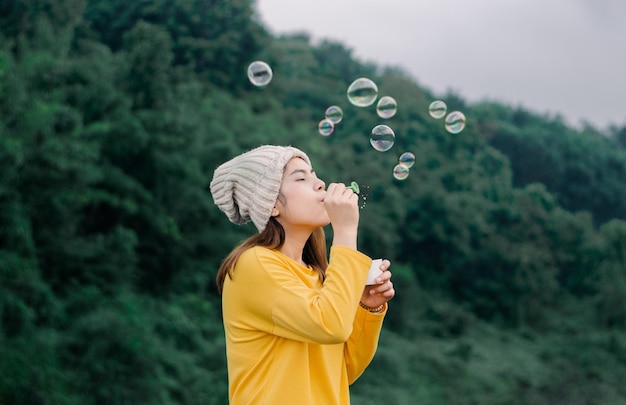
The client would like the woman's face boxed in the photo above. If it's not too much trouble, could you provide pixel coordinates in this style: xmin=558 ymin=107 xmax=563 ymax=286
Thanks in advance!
xmin=273 ymin=157 xmax=329 ymax=231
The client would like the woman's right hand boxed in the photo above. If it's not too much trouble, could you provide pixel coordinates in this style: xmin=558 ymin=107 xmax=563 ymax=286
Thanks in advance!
xmin=323 ymin=183 xmax=359 ymax=248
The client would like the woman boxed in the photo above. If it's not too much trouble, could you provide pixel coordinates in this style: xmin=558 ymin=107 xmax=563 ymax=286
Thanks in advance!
xmin=210 ymin=145 xmax=395 ymax=404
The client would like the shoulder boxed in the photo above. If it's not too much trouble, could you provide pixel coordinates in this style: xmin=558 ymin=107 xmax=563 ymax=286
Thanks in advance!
xmin=236 ymin=246 xmax=298 ymax=279
xmin=239 ymin=246 xmax=277 ymax=263
xmin=236 ymin=246 xmax=285 ymax=273
xmin=231 ymin=246 xmax=291 ymax=288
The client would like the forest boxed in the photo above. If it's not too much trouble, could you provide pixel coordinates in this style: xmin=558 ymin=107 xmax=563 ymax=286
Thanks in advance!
xmin=1 ymin=0 xmax=626 ymax=404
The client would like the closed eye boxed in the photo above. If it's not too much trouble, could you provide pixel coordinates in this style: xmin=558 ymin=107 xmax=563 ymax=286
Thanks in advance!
xmin=289 ymin=168 xmax=316 ymax=182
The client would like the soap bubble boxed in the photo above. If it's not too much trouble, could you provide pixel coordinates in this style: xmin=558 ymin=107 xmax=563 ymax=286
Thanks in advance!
xmin=325 ymin=105 xmax=343 ymax=124
xmin=376 ymin=96 xmax=397 ymax=119
xmin=393 ymin=164 xmax=410 ymax=180
xmin=370 ymin=125 xmax=395 ymax=152
xmin=444 ymin=111 xmax=466 ymax=134
xmin=359 ymin=184 xmax=370 ymax=209
xmin=347 ymin=77 xmax=378 ymax=107
xmin=428 ymin=100 xmax=447 ymax=119
xmin=398 ymin=152 xmax=415 ymax=168
xmin=318 ymin=119 xmax=334 ymax=136
xmin=247 ymin=61 xmax=273 ymax=86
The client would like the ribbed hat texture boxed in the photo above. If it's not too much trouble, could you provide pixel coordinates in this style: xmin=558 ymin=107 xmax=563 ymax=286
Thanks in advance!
xmin=209 ymin=145 xmax=311 ymax=232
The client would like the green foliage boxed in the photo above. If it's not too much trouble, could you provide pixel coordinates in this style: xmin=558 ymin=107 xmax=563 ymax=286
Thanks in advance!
xmin=59 ymin=291 xmax=227 ymax=404
xmin=594 ymin=220 xmax=626 ymax=329
xmin=1 ymin=0 xmax=626 ymax=403
xmin=83 ymin=0 xmax=270 ymax=88
xmin=478 ymin=103 xmax=626 ymax=225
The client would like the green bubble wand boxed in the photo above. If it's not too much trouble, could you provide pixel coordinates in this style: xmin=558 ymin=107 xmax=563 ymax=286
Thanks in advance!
xmin=347 ymin=181 xmax=360 ymax=194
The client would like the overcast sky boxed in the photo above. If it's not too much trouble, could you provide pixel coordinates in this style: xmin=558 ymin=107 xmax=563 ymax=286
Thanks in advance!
xmin=255 ymin=0 xmax=626 ymax=130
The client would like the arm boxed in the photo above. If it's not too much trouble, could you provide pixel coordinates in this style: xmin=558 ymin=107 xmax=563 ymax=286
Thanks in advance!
xmin=270 ymin=182 xmax=368 ymax=343
xmin=344 ymin=304 xmax=386 ymax=384
xmin=270 ymin=245 xmax=371 ymax=344
xmin=229 ymin=245 xmax=371 ymax=344
xmin=345 ymin=259 xmax=395 ymax=383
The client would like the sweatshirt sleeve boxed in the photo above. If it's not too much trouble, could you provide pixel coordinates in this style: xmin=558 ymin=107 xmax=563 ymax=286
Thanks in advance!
xmin=344 ymin=304 xmax=387 ymax=384
xmin=271 ymin=245 xmax=371 ymax=344
xmin=232 ymin=245 xmax=371 ymax=345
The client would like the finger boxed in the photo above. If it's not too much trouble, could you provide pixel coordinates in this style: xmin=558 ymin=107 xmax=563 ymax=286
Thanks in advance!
xmin=370 ymin=280 xmax=393 ymax=294
xmin=325 ymin=183 xmax=341 ymax=197
xmin=384 ymin=286 xmax=396 ymax=299
xmin=369 ymin=291 xmax=394 ymax=301
xmin=340 ymin=185 xmax=356 ymax=198
xmin=380 ymin=259 xmax=391 ymax=271
xmin=374 ymin=270 xmax=392 ymax=284
xmin=380 ymin=288 xmax=395 ymax=299
xmin=327 ymin=183 xmax=353 ymax=201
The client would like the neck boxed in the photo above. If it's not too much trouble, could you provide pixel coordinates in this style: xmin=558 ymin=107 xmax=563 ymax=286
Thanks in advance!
xmin=278 ymin=227 xmax=312 ymax=266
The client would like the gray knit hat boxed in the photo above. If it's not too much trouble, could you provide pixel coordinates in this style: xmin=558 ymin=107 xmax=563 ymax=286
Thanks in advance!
xmin=209 ymin=145 xmax=311 ymax=232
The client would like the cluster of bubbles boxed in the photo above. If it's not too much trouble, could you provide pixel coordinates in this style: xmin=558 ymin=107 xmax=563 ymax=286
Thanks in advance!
xmin=318 ymin=78 xmax=397 ymax=139
xmin=318 ymin=105 xmax=343 ymax=136
xmin=246 ymin=61 xmax=468 ymax=185
xmin=393 ymin=152 xmax=415 ymax=180
xmin=428 ymin=100 xmax=466 ymax=134
xmin=345 ymin=77 xmax=399 ymax=152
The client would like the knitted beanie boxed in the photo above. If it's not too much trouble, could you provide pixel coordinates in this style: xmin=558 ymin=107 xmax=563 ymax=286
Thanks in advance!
xmin=209 ymin=145 xmax=311 ymax=232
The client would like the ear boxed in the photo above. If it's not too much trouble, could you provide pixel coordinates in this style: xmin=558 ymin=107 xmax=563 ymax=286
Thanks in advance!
xmin=271 ymin=207 xmax=279 ymax=217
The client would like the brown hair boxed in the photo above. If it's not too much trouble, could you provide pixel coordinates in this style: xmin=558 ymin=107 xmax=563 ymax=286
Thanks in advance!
xmin=215 ymin=217 xmax=328 ymax=294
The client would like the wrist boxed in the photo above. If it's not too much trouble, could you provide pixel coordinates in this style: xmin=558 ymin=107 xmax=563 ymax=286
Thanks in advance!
xmin=333 ymin=226 xmax=359 ymax=248
xmin=359 ymin=301 xmax=384 ymax=313
xmin=331 ymin=232 xmax=358 ymax=250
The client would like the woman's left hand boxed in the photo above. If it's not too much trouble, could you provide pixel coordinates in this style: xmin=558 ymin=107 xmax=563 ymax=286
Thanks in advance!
xmin=361 ymin=259 xmax=395 ymax=310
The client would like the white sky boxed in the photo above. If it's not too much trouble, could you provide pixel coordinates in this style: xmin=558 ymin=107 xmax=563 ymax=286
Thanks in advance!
xmin=254 ymin=0 xmax=626 ymax=130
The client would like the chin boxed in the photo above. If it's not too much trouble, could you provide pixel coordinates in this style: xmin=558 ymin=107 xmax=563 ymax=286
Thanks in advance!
xmin=320 ymin=215 xmax=331 ymax=227
xmin=310 ymin=218 xmax=330 ymax=229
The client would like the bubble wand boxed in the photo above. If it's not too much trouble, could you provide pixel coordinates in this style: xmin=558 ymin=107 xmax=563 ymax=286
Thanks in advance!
xmin=347 ymin=181 xmax=360 ymax=194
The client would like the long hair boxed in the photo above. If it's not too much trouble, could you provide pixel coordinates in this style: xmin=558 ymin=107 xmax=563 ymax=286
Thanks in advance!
xmin=215 ymin=217 xmax=328 ymax=294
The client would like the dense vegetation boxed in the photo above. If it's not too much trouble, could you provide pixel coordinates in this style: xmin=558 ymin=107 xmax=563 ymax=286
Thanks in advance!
xmin=1 ymin=0 xmax=625 ymax=404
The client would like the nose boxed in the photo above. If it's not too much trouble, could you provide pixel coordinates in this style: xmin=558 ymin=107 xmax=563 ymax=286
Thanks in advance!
xmin=316 ymin=178 xmax=326 ymax=191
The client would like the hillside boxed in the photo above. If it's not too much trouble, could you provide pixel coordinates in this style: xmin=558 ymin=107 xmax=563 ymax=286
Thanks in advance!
xmin=1 ymin=0 xmax=625 ymax=404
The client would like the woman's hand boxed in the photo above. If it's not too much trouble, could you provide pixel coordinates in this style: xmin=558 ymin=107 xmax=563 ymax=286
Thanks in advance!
xmin=361 ymin=259 xmax=395 ymax=311
xmin=324 ymin=183 xmax=359 ymax=249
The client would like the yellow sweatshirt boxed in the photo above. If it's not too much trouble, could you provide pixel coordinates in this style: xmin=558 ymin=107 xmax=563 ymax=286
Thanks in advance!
xmin=222 ymin=245 xmax=386 ymax=405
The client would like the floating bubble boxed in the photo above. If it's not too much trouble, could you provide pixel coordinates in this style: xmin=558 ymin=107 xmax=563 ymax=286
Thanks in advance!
xmin=318 ymin=119 xmax=334 ymax=136
xmin=370 ymin=124 xmax=395 ymax=152
xmin=393 ymin=164 xmax=410 ymax=180
xmin=347 ymin=77 xmax=378 ymax=107
xmin=445 ymin=111 xmax=467 ymax=134
xmin=247 ymin=61 xmax=273 ymax=86
xmin=398 ymin=152 xmax=415 ymax=168
xmin=428 ymin=100 xmax=447 ymax=119
xmin=376 ymin=96 xmax=397 ymax=119
xmin=325 ymin=105 xmax=343 ymax=124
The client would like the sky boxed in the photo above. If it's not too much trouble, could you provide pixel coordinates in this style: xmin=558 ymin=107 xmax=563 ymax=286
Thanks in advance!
xmin=254 ymin=0 xmax=626 ymax=130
